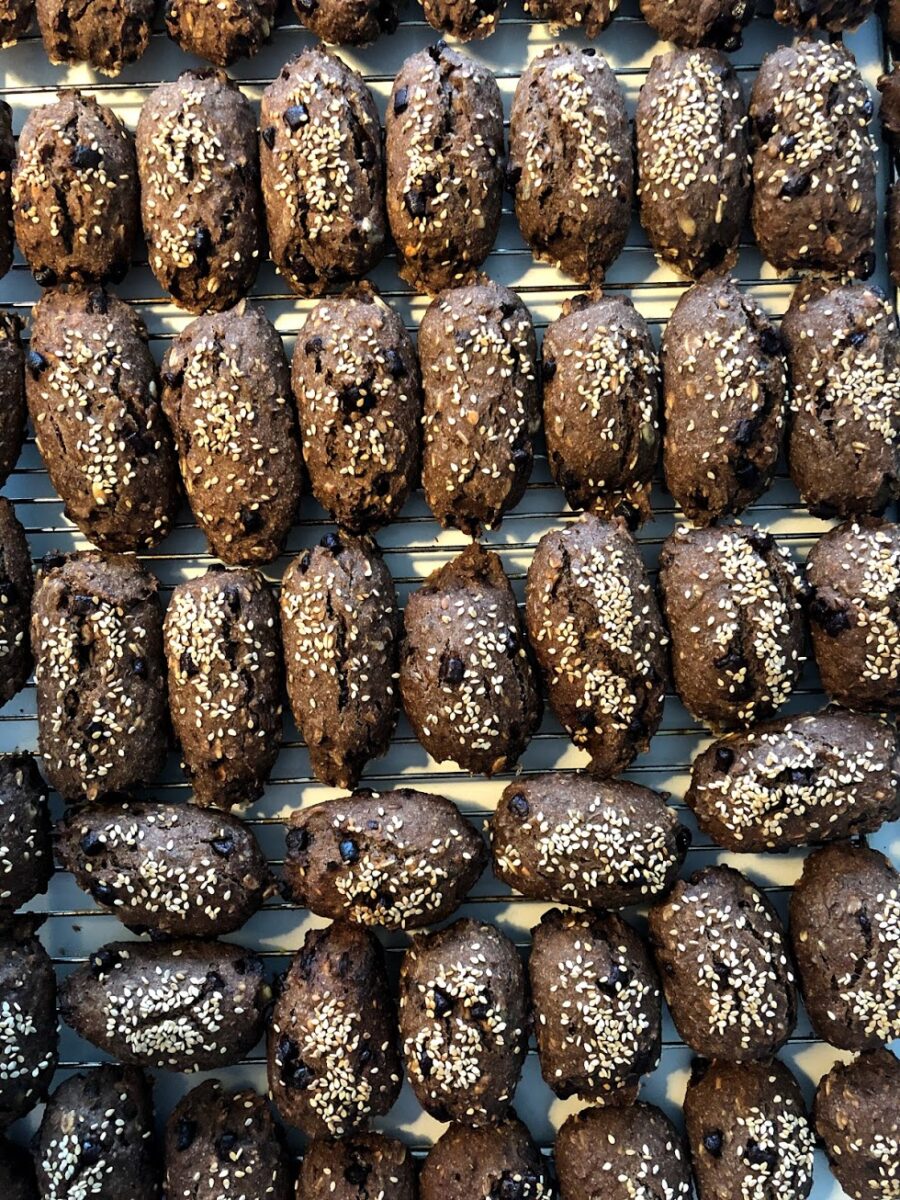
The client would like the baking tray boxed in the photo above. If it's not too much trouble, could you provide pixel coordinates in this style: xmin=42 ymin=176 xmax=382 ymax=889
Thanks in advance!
xmin=0 ymin=0 xmax=898 ymax=1185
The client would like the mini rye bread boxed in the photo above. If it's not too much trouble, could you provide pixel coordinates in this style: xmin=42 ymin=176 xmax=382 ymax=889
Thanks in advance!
xmin=636 ymin=50 xmax=751 ymax=280
xmin=490 ymin=772 xmax=689 ymax=910
xmin=399 ymin=541 xmax=540 ymax=777
xmin=774 ymin=0 xmax=874 ymax=29
xmin=522 ymin=0 xmax=615 ymax=36
xmin=137 ymin=71 xmax=263 ymax=314
xmin=0 ymin=1136 xmax=37 ymax=1200
xmin=782 ymin=283 xmax=900 ymax=519
xmin=639 ymin=0 xmax=753 ymax=48
xmin=541 ymin=293 xmax=660 ymax=523
xmin=420 ymin=0 xmax=505 ymax=39
xmin=685 ymin=708 xmax=900 ymax=852
xmin=13 ymin=91 xmax=138 ymax=287
xmin=60 ymin=939 xmax=270 ymax=1072
xmin=525 ymin=515 xmax=667 ymax=777
xmin=58 ymin=799 xmax=272 ymax=938
xmin=386 ymin=43 xmax=504 ymax=294
xmin=399 ymin=917 xmax=527 ymax=1125
xmin=0 ymin=916 xmax=57 ymax=1127
xmin=267 ymin=922 xmax=401 ymax=1138
xmin=297 ymin=1134 xmax=416 ymax=1200
xmin=420 ymin=1115 xmax=551 ymax=1200
xmin=280 ymin=533 xmax=399 ymax=790
xmin=648 ymin=864 xmax=797 ymax=1061
xmin=0 ymin=0 xmax=32 ymax=48
xmin=164 ymin=566 xmax=284 ymax=808
xmin=814 ymin=1049 xmax=900 ymax=1200
xmin=420 ymin=279 xmax=539 ymax=535
xmin=805 ymin=519 xmax=900 ymax=709
xmin=164 ymin=1080 xmax=292 ymax=1200
xmin=508 ymin=45 xmax=631 ymax=284
xmin=0 ymin=753 xmax=51 ymax=913
xmin=28 ymin=286 xmax=179 ymax=553
xmin=683 ymin=1057 xmax=815 ymax=1200
xmin=0 ymin=105 xmax=11 ymax=280
xmin=0 ymin=498 xmax=33 ymax=706
xmin=749 ymin=41 xmax=877 ymax=279
xmin=555 ymin=1104 xmax=692 ymax=1200
xmin=283 ymin=786 xmax=487 ymax=929
xmin=34 ymin=1066 xmax=158 ymax=1200
xmin=789 ymin=841 xmax=900 ymax=1051
xmin=292 ymin=0 xmax=398 ymax=45
xmin=291 ymin=285 xmax=421 ymax=533
xmin=163 ymin=0 xmax=276 ymax=66
xmin=36 ymin=0 xmax=153 ymax=74
xmin=162 ymin=303 xmax=301 ymax=564
xmin=0 ymin=311 xmax=24 ymax=485
xmin=31 ymin=551 xmax=168 ymax=803
xmin=658 ymin=524 xmax=807 ymax=730
xmin=260 ymin=47 xmax=385 ymax=297
xmin=529 ymin=907 xmax=662 ymax=1105
xmin=662 ymin=275 xmax=786 ymax=525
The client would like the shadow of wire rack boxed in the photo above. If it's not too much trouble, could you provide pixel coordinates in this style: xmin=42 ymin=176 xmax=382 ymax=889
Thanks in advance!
xmin=0 ymin=0 xmax=898 ymax=1179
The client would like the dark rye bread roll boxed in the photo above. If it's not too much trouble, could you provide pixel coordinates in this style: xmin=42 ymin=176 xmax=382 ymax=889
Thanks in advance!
xmin=137 ymin=71 xmax=263 ymax=314
xmin=27 ymin=287 xmax=178 ymax=553
xmin=890 ymin=185 xmax=900 ymax=289
xmin=421 ymin=0 xmax=505 ymax=39
xmin=268 ymin=923 xmax=401 ymax=1138
xmin=509 ymin=46 xmax=631 ymax=285
xmin=400 ymin=542 xmax=540 ymax=777
xmin=261 ymin=48 xmax=385 ymax=297
xmin=165 ymin=1081 xmax=292 ymax=1200
xmin=164 ymin=0 xmax=275 ymax=66
xmin=806 ymin=520 xmax=900 ymax=710
xmin=281 ymin=533 xmax=399 ymax=789
xmin=0 ymin=498 xmax=32 ymax=706
xmin=525 ymin=515 xmax=667 ymax=776
xmin=529 ymin=907 xmax=661 ymax=1105
xmin=662 ymin=276 xmax=786 ymax=525
xmin=420 ymin=280 xmax=539 ymax=535
xmin=556 ymin=1105 xmax=691 ymax=1200
xmin=541 ymin=293 xmax=660 ymax=523
xmin=639 ymin=0 xmax=752 ymax=47
xmin=790 ymin=842 xmax=900 ymax=1051
xmin=637 ymin=50 xmax=751 ymax=281
xmin=648 ymin=865 xmax=797 ymax=1060
xmin=0 ymin=312 xmax=24 ymax=485
xmin=0 ymin=0 xmax=32 ymax=47
xmin=291 ymin=285 xmax=421 ymax=532
xmin=684 ymin=1058 xmax=815 ymax=1200
xmin=0 ymin=105 xmax=10 ymax=281
xmin=36 ymin=0 xmax=153 ymax=74
xmin=0 ymin=1137 xmax=37 ymax=1200
xmin=491 ymin=772 xmax=689 ymax=910
xmin=13 ymin=92 xmax=137 ymax=288
xmin=31 ymin=552 xmax=167 ymax=803
xmin=783 ymin=283 xmax=900 ymax=519
xmin=0 ymin=916 xmax=57 ymax=1127
xmin=35 ymin=1067 xmax=158 ymax=1200
xmin=774 ymin=0 xmax=874 ymax=27
xmin=61 ymin=939 xmax=270 ymax=1072
xmin=523 ymin=0 xmax=614 ymax=34
xmin=298 ymin=1134 xmax=416 ymax=1200
xmin=284 ymin=787 xmax=487 ymax=929
xmin=750 ymin=42 xmax=876 ymax=279
xmin=399 ymin=918 xmax=527 ymax=1125
xmin=386 ymin=44 xmax=503 ymax=294
xmin=659 ymin=525 xmax=806 ymax=730
xmin=162 ymin=303 xmax=301 ymax=564
xmin=686 ymin=709 xmax=900 ymax=852
xmin=0 ymin=754 xmax=51 ymax=913
xmin=164 ymin=567 xmax=283 ymax=809
xmin=420 ymin=1116 xmax=549 ymax=1200
xmin=58 ymin=799 xmax=271 ymax=938
xmin=814 ymin=1050 xmax=900 ymax=1200
xmin=293 ymin=0 xmax=398 ymax=44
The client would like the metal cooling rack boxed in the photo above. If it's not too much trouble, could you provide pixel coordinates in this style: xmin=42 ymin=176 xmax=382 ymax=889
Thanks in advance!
xmin=0 ymin=0 xmax=898 ymax=1183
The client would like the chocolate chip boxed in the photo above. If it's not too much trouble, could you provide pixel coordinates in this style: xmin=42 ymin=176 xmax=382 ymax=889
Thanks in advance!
xmin=863 ymin=96 xmax=874 ymax=119
xmin=90 ymin=947 xmax=119 ymax=976
xmin=779 ymin=134 xmax=798 ymax=156
xmin=440 ymin=656 xmax=465 ymax=685
xmin=261 ymin=125 xmax=276 ymax=150
xmin=132 ymin=657 xmax=147 ymax=678
xmin=542 ymin=357 xmax=557 ymax=382
xmin=180 ymin=650 xmax=199 ymax=678
xmin=175 ymin=1117 xmax=197 ymax=1152
xmin=80 ymin=830 xmax=105 ymax=857
xmin=780 ymin=173 xmax=811 ymax=198
xmin=320 ymin=531 xmax=342 ymax=553
xmin=675 ymin=826 xmax=692 ymax=857
xmin=405 ymin=189 xmax=428 ymax=218
xmin=857 ymin=251 xmax=876 ymax=279
xmin=72 ymin=144 xmax=102 ymax=170
xmin=162 ymin=366 xmax=183 ymax=389
xmin=385 ymin=348 xmax=405 ymax=377
xmin=427 ymin=40 xmax=446 ymax=61
xmin=26 ymin=349 xmax=48 ymax=378
xmin=86 ymin=289 xmax=108 ymax=315
xmin=755 ymin=110 xmax=776 ymax=141
xmin=734 ymin=418 xmax=755 ymax=446
xmin=80 ymin=1138 xmax=102 ymax=1166
xmin=417 ymin=1048 xmax=433 ymax=1077
xmin=849 ymin=329 xmax=868 ymax=348
xmin=507 ymin=792 xmax=529 ymax=819
xmin=393 ymin=86 xmax=409 ymax=115
xmin=345 ymin=1163 xmax=370 ymax=1187
xmin=284 ymin=104 xmax=309 ymax=131
xmin=744 ymin=1141 xmax=778 ymax=1170
xmin=809 ymin=595 xmax=850 ymax=637
xmin=90 ymin=879 xmax=115 ymax=904
xmin=433 ymin=985 xmax=454 ymax=1016
xmin=339 ymin=838 xmax=359 ymax=864
xmin=211 ymin=835 xmax=235 ymax=858
xmin=216 ymin=1132 xmax=239 ymax=1161
xmin=33 ymin=267 xmax=57 ymax=288
xmin=759 ymin=325 xmax=782 ymax=356
xmin=505 ymin=163 xmax=522 ymax=192
xmin=240 ymin=507 xmax=263 ymax=533
xmin=734 ymin=456 xmax=761 ymax=486
xmin=714 ymin=746 xmax=735 ymax=772
xmin=286 ymin=826 xmax=310 ymax=854
xmin=703 ymin=1130 xmax=724 ymax=1157
xmin=471 ymin=999 xmax=490 ymax=1020
xmin=582 ymin=46 xmax=596 ymax=54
